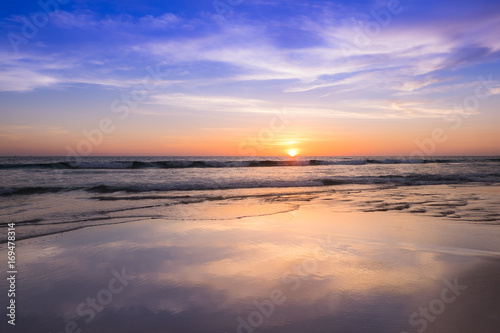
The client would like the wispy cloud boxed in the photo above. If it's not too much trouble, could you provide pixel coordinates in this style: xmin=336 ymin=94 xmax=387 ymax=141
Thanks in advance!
xmin=145 ymin=93 xmax=275 ymax=114
xmin=50 ymin=10 xmax=181 ymax=30
xmin=0 ymin=68 xmax=58 ymax=92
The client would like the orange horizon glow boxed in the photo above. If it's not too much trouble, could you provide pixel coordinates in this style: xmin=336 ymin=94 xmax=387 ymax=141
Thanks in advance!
xmin=1 ymin=122 xmax=500 ymax=157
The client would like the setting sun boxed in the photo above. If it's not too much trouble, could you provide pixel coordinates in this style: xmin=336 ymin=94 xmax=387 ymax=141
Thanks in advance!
xmin=288 ymin=149 xmax=297 ymax=157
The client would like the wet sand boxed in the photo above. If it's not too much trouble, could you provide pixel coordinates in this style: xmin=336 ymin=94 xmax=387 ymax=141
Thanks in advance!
xmin=2 ymin=199 xmax=500 ymax=332
xmin=4 ymin=184 xmax=500 ymax=243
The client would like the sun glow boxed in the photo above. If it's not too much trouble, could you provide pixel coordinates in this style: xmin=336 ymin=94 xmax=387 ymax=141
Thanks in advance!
xmin=288 ymin=149 xmax=297 ymax=157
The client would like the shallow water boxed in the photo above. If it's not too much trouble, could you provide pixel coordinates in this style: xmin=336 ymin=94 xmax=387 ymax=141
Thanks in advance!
xmin=1 ymin=183 xmax=499 ymax=242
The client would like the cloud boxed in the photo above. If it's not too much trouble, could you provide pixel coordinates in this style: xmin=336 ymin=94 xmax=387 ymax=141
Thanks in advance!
xmin=145 ymin=93 xmax=274 ymax=114
xmin=51 ymin=11 xmax=98 ymax=29
xmin=50 ymin=11 xmax=181 ymax=30
xmin=139 ymin=13 xmax=180 ymax=29
xmin=141 ymin=91 xmax=461 ymax=120
xmin=0 ymin=68 xmax=58 ymax=92
xmin=440 ymin=46 xmax=493 ymax=69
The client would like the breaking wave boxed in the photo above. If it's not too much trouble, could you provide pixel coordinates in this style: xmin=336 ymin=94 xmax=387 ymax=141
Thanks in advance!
xmin=1 ymin=172 xmax=498 ymax=196
xmin=1 ymin=157 xmax=499 ymax=170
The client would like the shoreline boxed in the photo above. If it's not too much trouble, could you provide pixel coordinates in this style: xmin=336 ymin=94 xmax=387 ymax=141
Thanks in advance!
xmin=2 ymin=183 xmax=499 ymax=246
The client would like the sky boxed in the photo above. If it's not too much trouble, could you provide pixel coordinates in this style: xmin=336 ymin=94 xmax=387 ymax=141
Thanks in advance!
xmin=0 ymin=0 xmax=499 ymax=156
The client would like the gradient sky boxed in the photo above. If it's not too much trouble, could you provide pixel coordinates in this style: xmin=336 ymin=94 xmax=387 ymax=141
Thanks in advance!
xmin=0 ymin=0 xmax=499 ymax=156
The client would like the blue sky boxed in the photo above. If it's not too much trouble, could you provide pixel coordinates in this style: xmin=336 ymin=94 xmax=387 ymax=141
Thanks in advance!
xmin=0 ymin=0 xmax=499 ymax=155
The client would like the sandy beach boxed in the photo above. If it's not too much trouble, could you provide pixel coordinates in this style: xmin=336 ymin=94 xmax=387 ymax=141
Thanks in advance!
xmin=3 ymin=188 xmax=500 ymax=333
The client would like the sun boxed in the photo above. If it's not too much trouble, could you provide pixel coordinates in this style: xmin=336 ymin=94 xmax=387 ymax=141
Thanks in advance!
xmin=288 ymin=149 xmax=297 ymax=157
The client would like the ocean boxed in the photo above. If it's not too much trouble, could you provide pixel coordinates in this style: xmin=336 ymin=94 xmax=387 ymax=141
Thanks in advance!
xmin=1 ymin=155 xmax=499 ymax=242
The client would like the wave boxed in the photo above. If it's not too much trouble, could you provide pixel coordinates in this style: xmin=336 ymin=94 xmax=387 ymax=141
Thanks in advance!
xmin=0 ymin=186 xmax=72 ymax=195
xmin=1 ymin=157 xmax=499 ymax=170
xmin=1 ymin=173 xmax=499 ymax=196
